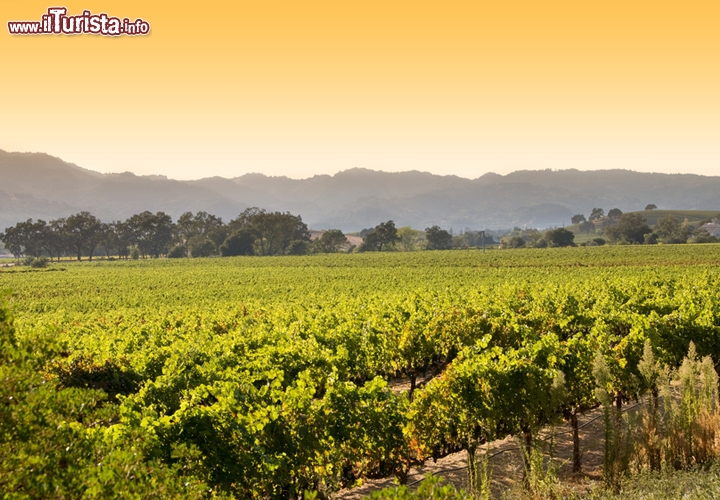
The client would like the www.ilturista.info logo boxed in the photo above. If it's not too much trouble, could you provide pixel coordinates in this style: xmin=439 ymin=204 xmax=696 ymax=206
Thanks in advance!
xmin=8 ymin=7 xmax=150 ymax=36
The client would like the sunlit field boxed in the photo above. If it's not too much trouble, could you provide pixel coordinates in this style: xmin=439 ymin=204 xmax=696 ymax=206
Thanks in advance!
xmin=2 ymin=245 xmax=720 ymax=498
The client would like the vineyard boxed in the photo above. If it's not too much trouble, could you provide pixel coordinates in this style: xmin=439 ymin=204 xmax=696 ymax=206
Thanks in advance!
xmin=2 ymin=245 xmax=720 ymax=498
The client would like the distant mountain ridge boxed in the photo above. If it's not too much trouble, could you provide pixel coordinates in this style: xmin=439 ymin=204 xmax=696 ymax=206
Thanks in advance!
xmin=2 ymin=149 xmax=719 ymax=232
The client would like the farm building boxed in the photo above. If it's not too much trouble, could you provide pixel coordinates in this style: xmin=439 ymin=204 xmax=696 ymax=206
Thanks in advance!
xmin=699 ymin=219 xmax=720 ymax=237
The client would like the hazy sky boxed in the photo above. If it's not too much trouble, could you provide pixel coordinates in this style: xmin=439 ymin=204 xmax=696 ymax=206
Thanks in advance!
xmin=2 ymin=1 xmax=719 ymax=180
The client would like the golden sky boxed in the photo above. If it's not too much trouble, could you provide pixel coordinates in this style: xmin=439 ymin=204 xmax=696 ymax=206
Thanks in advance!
xmin=2 ymin=1 xmax=719 ymax=179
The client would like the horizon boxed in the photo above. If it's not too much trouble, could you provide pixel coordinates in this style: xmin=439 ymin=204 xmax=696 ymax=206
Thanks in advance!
xmin=2 ymin=147 xmax=719 ymax=183
xmin=3 ymin=1 xmax=720 ymax=180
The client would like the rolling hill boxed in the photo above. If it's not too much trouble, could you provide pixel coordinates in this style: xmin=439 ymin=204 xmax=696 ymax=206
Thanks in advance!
xmin=2 ymin=149 xmax=720 ymax=232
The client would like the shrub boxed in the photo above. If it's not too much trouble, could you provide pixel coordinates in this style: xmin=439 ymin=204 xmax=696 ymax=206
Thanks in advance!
xmin=31 ymin=256 xmax=49 ymax=268
xmin=20 ymin=256 xmax=50 ymax=268
xmin=286 ymin=239 xmax=311 ymax=255
xmin=167 ymin=244 xmax=187 ymax=258
xmin=220 ymin=229 xmax=255 ymax=256
xmin=188 ymin=236 xmax=217 ymax=258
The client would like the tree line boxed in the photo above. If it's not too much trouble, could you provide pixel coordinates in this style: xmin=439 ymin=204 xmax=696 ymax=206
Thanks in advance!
xmin=358 ymin=223 xmax=492 ymax=252
xmin=1 ymin=210 xmax=497 ymax=262
xmin=0 ymin=208 xmax=315 ymax=261
xmin=572 ymin=207 xmax=720 ymax=245
xmin=501 ymin=207 xmax=720 ymax=249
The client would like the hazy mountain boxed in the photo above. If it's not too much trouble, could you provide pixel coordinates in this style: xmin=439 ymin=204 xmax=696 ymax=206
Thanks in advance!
xmin=0 ymin=150 xmax=243 ymax=229
xmin=2 ymin=149 xmax=720 ymax=232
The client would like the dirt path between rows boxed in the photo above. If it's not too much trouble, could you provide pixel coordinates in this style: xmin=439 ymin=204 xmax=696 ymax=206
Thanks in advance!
xmin=337 ymin=401 xmax=613 ymax=499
